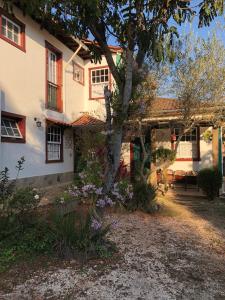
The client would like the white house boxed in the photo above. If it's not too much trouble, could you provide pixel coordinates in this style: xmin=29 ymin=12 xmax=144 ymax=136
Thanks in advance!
xmin=126 ymin=98 xmax=223 ymax=181
xmin=0 ymin=3 xmax=120 ymax=186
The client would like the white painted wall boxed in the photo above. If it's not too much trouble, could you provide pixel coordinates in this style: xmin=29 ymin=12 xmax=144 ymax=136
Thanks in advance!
xmin=0 ymin=4 xmax=112 ymax=180
xmin=154 ymin=126 xmax=213 ymax=172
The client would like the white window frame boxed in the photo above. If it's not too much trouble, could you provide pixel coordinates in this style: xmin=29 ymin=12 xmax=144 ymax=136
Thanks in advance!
xmin=1 ymin=15 xmax=21 ymax=45
xmin=91 ymin=68 xmax=109 ymax=85
xmin=47 ymin=125 xmax=62 ymax=161
xmin=1 ymin=117 xmax=22 ymax=139
xmin=47 ymin=50 xmax=58 ymax=109
xmin=173 ymin=127 xmax=198 ymax=159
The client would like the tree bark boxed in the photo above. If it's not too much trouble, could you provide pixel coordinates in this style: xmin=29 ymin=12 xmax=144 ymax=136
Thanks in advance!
xmin=103 ymin=50 xmax=133 ymax=192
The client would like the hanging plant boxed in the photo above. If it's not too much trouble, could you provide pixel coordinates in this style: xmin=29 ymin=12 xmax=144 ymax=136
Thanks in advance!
xmin=202 ymin=130 xmax=213 ymax=143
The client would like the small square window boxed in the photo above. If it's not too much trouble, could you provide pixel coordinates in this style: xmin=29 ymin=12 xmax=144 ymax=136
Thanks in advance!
xmin=73 ymin=62 xmax=84 ymax=85
xmin=1 ymin=16 xmax=21 ymax=45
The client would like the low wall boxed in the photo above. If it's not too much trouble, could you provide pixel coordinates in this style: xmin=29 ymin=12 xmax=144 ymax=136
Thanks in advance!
xmin=14 ymin=171 xmax=74 ymax=188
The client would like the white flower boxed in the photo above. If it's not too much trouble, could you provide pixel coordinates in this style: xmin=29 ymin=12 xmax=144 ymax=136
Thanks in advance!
xmin=34 ymin=194 xmax=39 ymax=200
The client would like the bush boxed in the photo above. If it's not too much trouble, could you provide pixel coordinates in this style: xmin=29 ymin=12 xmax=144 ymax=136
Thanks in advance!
xmin=198 ymin=168 xmax=223 ymax=200
xmin=126 ymin=181 xmax=158 ymax=213
xmin=0 ymin=158 xmax=41 ymax=239
xmin=49 ymin=210 xmax=114 ymax=260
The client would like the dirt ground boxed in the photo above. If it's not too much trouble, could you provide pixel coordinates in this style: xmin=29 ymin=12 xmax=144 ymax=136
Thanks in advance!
xmin=0 ymin=196 xmax=225 ymax=300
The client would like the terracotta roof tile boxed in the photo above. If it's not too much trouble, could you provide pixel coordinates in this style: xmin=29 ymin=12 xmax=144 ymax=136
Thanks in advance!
xmin=151 ymin=97 xmax=180 ymax=112
xmin=46 ymin=118 xmax=72 ymax=127
xmin=72 ymin=113 xmax=104 ymax=127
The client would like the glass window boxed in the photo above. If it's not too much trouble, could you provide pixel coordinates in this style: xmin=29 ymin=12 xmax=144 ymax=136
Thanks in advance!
xmin=174 ymin=127 xmax=197 ymax=142
xmin=47 ymin=50 xmax=58 ymax=109
xmin=47 ymin=125 xmax=62 ymax=161
xmin=1 ymin=15 xmax=21 ymax=45
xmin=1 ymin=118 xmax=22 ymax=138
xmin=91 ymin=68 xmax=109 ymax=84
xmin=73 ymin=63 xmax=84 ymax=84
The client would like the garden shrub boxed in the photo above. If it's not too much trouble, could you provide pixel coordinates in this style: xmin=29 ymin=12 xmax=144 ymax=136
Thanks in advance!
xmin=0 ymin=158 xmax=41 ymax=238
xmin=49 ymin=210 xmax=114 ymax=259
xmin=198 ymin=168 xmax=223 ymax=200
xmin=126 ymin=180 xmax=157 ymax=213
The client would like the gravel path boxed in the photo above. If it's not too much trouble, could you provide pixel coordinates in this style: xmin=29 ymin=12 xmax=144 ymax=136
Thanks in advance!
xmin=1 ymin=206 xmax=225 ymax=300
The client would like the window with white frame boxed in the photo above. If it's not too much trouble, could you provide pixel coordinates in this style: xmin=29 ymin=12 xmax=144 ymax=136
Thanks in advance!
xmin=47 ymin=125 xmax=62 ymax=161
xmin=91 ymin=68 xmax=109 ymax=84
xmin=73 ymin=62 xmax=84 ymax=85
xmin=89 ymin=67 xmax=110 ymax=99
xmin=173 ymin=127 xmax=198 ymax=159
xmin=47 ymin=50 xmax=58 ymax=110
xmin=1 ymin=117 xmax=22 ymax=138
xmin=1 ymin=15 xmax=21 ymax=45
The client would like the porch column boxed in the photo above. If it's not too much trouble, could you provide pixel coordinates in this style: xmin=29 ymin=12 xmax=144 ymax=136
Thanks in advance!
xmin=212 ymin=128 xmax=219 ymax=168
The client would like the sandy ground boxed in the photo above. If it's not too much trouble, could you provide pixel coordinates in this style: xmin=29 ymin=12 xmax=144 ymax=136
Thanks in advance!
xmin=0 ymin=198 xmax=225 ymax=300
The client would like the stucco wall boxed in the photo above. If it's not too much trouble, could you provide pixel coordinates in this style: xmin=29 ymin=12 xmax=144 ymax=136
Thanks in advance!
xmin=0 ymin=4 xmax=111 ymax=180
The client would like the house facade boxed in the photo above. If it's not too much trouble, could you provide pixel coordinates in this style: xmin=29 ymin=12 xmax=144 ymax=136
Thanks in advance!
xmin=128 ymin=98 xmax=223 ymax=178
xmin=0 ymin=3 xmax=119 ymax=186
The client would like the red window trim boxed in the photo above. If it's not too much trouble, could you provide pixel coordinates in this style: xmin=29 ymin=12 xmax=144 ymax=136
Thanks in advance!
xmin=0 ymin=8 xmax=26 ymax=52
xmin=1 ymin=111 xmax=26 ymax=143
xmin=45 ymin=121 xmax=64 ymax=164
xmin=171 ymin=126 xmax=200 ymax=162
xmin=45 ymin=41 xmax=63 ymax=113
xmin=73 ymin=62 xmax=85 ymax=86
xmin=89 ymin=66 xmax=112 ymax=100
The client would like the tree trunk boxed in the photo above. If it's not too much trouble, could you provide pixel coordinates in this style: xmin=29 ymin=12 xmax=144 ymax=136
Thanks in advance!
xmin=103 ymin=50 xmax=133 ymax=192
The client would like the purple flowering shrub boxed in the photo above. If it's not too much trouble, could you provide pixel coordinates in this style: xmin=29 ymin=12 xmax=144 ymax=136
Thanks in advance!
xmin=50 ymin=211 xmax=115 ymax=259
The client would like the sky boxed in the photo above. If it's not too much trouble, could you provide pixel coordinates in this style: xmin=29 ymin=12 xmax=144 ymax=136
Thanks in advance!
xmin=107 ymin=14 xmax=225 ymax=46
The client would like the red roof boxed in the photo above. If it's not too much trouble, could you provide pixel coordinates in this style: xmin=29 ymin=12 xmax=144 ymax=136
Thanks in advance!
xmin=46 ymin=118 xmax=72 ymax=127
xmin=82 ymin=38 xmax=122 ymax=53
xmin=151 ymin=97 xmax=180 ymax=112
xmin=72 ymin=113 xmax=104 ymax=127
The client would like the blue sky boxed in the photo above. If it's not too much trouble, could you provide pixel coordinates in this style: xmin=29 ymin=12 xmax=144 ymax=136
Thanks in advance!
xmin=107 ymin=15 xmax=225 ymax=46
xmin=178 ymin=16 xmax=225 ymax=45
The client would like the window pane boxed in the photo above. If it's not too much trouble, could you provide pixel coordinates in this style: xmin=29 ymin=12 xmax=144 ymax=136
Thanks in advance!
xmin=1 ymin=16 xmax=21 ymax=45
xmin=48 ymin=83 xmax=57 ymax=109
xmin=1 ymin=127 xmax=7 ymax=136
xmin=47 ymin=126 xmax=61 ymax=161
xmin=5 ymin=127 xmax=14 ymax=136
xmin=48 ymin=51 xmax=57 ymax=84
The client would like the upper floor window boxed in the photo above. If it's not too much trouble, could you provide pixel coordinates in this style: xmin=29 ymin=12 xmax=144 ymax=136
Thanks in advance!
xmin=1 ymin=112 xmax=26 ymax=143
xmin=91 ymin=68 xmax=109 ymax=84
xmin=46 ymin=41 xmax=62 ymax=112
xmin=89 ymin=67 xmax=111 ymax=99
xmin=0 ymin=9 xmax=26 ymax=52
xmin=73 ymin=62 xmax=84 ymax=85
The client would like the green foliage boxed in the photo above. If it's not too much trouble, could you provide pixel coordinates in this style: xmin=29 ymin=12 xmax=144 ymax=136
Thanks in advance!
xmin=202 ymin=130 xmax=213 ymax=143
xmin=126 ymin=180 xmax=157 ymax=213
xmin=49 ymin=211 xmax=113 ymax=259
xmin=198 ymin=168 xmax=223 ymax=200
xmin=0 ymin=220 xmax=53 ymax=272
xmin=152 ymin=147 xmax=176 ymax=165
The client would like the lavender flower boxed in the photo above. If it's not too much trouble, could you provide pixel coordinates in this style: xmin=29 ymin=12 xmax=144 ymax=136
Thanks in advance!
xmin=91 ymin=218 xmax=102 ymax=230
xmin=105 ymin=196 xmax=114 ymax=207
xmin=111 ymin=220 xmax=119 ymax=229
xmin=96 ymin=198 xmax=106 ymax=208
